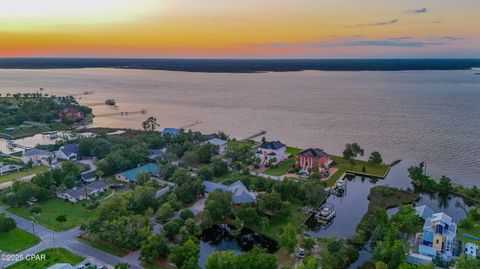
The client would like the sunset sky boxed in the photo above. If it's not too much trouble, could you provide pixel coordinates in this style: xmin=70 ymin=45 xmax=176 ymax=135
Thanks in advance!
xmin=1 ymin=0 xmax=479 ymax=58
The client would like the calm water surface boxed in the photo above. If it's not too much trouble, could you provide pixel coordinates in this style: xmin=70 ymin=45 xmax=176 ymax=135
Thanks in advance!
xmin=0 ymin=68 xmax=479 ymax=186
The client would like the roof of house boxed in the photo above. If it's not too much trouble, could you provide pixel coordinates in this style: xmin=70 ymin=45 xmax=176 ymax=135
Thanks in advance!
xmin=298 ymin=148 xmax=327 ymax=158
xmin=415 ymin=205 xmax=434 ymax=221
xmin=120 ymin=163 xmax=159 ymax=181
xmin=155 ymin=187 xmax=171 ymax=198
xmin=64 ymin=188 xmax=86 ymax=199
xmin=87 ymin=181 xmax=108 ymax=191
xmin=0 ymin=164 xmax=22 ymax=173
xmin=23 ymin=148 xmax=53 ymax=157
xmin=259 ymin=140 xmax=286 ymax=150
xmin=162 ymin=128 xmax=180 ymax=136
xmin=81 ymin=171 xmax=96 ymax=180
xmin=204 ymin=138 xmax=227 ymax=146
xmin=149 ymin=148 xmax=166 ymax=156
xmin=203 ymin=180 xmax=256 ymax=204
xmin=46 ymin=264 xmax=75 ymax=269
xmin=431 ymin=212 xmax=453 ymax=226
xmin=59 ymin=144 xmax=78 ymax=156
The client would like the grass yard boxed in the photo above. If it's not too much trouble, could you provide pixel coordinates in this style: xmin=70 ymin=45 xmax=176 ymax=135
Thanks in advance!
xmin=6 ymin=198 xmax=95 ymax=231
xmin=78 ymin=233 xmax=129 ymax=257
xmin=458 ymin=226 xmax=480 ymax=244
xmin=6 ymin=248 xmax=84 ymax=269
xmin=263 ymin=147 xmax=303 ymax=176
xmin=329 ymin=155 xmax=389 ymax=178
xmin=0 ymin=166 xmax=49 ymax=184
xmin=0 ymin=228 xmax=40 ymax=253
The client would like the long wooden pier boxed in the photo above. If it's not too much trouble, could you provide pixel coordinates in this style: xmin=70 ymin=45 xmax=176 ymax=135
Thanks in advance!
xmin=94 ymin=109 xmax=147 ymax=118
xmin=243 ymin=130 xmax=267 ymax=141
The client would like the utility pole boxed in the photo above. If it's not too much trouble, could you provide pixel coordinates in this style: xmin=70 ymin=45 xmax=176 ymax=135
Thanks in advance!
xmin=30 ymin=216 xmax=36 ymax=235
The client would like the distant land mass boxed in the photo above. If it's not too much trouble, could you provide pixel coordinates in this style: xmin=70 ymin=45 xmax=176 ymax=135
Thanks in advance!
xmin=0 ymin=58 xmax=480 ymax=73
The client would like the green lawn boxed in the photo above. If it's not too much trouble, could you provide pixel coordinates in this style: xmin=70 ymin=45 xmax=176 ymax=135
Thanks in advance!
xmin=6 ymin=248 xmax=84 ymax=269
xmin=459 ymin=226 xmax=480 ymax=244
xmin=329 ymin=155 xmax=389 ymax=178
xmin=0 ymin=166 xmax=49 ymax=184
xmin=263 ymin=147 xmax=302 ymax=176
xmin=0 ymin=228 xmax=40 ymax=253
xmin=6 ymin=199 xmax=95 ymax=231
xmin=78 ymin=233 xmax=129 ymax=257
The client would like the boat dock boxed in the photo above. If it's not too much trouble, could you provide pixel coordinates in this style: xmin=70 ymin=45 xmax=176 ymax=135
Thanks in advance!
xmin=243 ymin=130 xmax=267 ymax=141
xmin=94 ymin=109 xmax=147 ymax=118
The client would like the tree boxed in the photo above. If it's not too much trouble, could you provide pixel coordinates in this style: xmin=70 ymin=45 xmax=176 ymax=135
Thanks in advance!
xmin=369 ymin=151 xmax=383 ymax=165
xmin=455 ymin=254 xmax=480 ymax=269
xmin=438 ymin=176 xmax=453 ymax=192
xmin=162 ymin=221 xmax=181 ymax=240
xmin=205 ymin=190 xmax=233 ymax=221
xmin=156 ymin=202 xmax=174 ymax=222
xmin=235 ymin=204 xmax=262 ymax=227
xmin=373 ymin=238 xmax=408 ymax=269
xmin=236 ymin=248 xmax=277 ymax=269
xmin=136 ymin=172 xmax=151 ymax=186
xmin=0 ymin=214 xmax=17 ymax=233
xmin=142 ymin=116 xmax=159 ymax=132
xmin=375 ymin=261 xmax=389 ymax=269
xmin=211 ymin=158 xmax=228 ymax=177
xmin=279 ymin=223 xmax=297 ymax=253
xmin=140 ymin=234 xmax=170 ymax=263
xmin=30 ymin=206 xmax=42 ymax=215
xmin=55 ymin=215 xmax=67 ymax=228
xmin=343 ymin=143 xmax=364 ymax=166
xmin=390 ymin=205 xmax=421 ymax=233
xmin=206 ymin=251 xmax=237 ymax=269
xmin=180 ymin=209 xmax=195 ymax=220
xmin=258 ymin=192 xmax=288 ymax=219
xmin=297 ymin=256 xmax=319 ymax=269
xmin=302 ymin=237 xmax=315 ymax=251
xmin=171 ymin=238 xmax=200 ymax=269
xmin=197 ymin=166 xmax=214 ymax=181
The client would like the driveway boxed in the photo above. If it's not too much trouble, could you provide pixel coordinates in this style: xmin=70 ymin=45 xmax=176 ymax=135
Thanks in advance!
xmin=0 ymin=207 xmax=142 ymax=269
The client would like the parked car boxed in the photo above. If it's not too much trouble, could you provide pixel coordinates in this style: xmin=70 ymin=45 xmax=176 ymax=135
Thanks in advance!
xmin=76 ymin=265 xmax=85 ymax=269
xmin=298 ymin=248 xmax=305 ymax=258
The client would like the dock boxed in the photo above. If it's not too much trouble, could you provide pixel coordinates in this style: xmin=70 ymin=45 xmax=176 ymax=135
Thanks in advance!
xmin=243 ymin=130 xmax=267 ymax=141
xmin=94 ymin=109 xmax=147 ymax=118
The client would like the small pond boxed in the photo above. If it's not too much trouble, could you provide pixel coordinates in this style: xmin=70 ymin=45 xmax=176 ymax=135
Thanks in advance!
xmin=199 ymin=224 xmax=278 ymax=268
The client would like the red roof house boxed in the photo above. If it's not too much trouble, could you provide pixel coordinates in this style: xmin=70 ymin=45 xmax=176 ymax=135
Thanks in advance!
xmin=295 ymin=148 xmax=329 ymax=174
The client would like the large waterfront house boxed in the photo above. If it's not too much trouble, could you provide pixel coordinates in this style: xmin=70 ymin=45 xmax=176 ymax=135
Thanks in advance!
xmin=57 ymin=181 xmax=108 ymax=203
xmin=115 ymin=163 xmax=159 ymax=182
xmin=255 ymin=140 xmax=287 ymax=166
xmin=414 ymin=205 xmax=457 ymax=262
xmin=55 ymin=143 xmax=79 ymax=160
xmin=202 ymin=138 xmax=228 ymax=155
xmin=295 ymin=148 xmax=330 ymax=174
xmin=203 ymin=180 xmax=256 ymax=205
xmin=21 ymin=148 xmax=55 ymax=166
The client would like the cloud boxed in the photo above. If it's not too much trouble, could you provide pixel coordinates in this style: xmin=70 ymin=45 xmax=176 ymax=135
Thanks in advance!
xmin=251 ymin=36 xmax=463 ymax=49
xmin=347 ymin=19 xmax=398 ymax=28
xmin=408 ymin=8 xmax=428 ymax=14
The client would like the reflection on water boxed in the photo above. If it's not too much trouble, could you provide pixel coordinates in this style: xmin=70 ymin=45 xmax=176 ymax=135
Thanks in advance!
xmin=199 ymin=224 xmax=278 ymax=268
xmin=306 ymin=163 xmax=469 ymax=240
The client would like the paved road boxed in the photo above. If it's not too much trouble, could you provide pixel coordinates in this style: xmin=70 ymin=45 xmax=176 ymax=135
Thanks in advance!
xmin=0 ymin=207 xmax=142 ymax=269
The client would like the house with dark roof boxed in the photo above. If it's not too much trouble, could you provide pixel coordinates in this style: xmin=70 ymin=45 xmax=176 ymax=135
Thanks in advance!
xmin=81 ymin=171 xmax=97 ymax=183
xmin=115 ymin=163 xmax=159 ymax=182
xmin=203 ymin=180 xmax=256 ymax=205
xmin=148 ymin=148 xmax=166 ymax=160
xmin=21 ymin=148 xmax=55 ymax=166
xmin=57 ymin=181 xmax=108 ymax=203
xmin=295 ymin=148 xmax=330 ymax=174
xmin=255 ymin=140 xmax=287 ymax=165
xmin=0 ymin=164 xmax=22 ymax=176
xmin=56 ymin=144 xmax=79 ymax=160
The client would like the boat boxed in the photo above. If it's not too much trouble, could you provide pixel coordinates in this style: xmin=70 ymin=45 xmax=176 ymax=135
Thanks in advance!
xmin=315 ymin=203 xmax=336 ymax=223
xmin=43 ymin=131 xmax=58 ymax=139
xmin=6 ymin=140 xmax=16 ymax=148
xmin=105 ymin=99 xmax=116 ymax=106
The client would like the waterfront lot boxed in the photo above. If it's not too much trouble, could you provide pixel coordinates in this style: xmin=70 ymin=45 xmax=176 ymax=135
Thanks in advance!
xmin=263 ymin=147 xmax=302 ymax=176
xmin=0 ymin=166 xmax=49 ymax=184
xmin=6 ymin=199 xmax=95 ymax=231
xmin=328 ymin=155 xmax=389 ymax=183
xmin=6 ymin=248 xmax=84 ymax=269
xmin=0 ymin=228 xmax=40 ymax=253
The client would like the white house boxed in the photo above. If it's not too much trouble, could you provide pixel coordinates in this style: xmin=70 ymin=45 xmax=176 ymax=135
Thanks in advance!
xmin=21 ymin=148 xmax=55 ymax=166
xmin=255 ymin=140 xmax=287 ymax=165
xmin=203 ymin=138 xmax=228 ymax=155
xmin=0 ymin=164 xmax=22 ymax=176
xmin=55 ymin=144 xmax=78 ymax=160
xmin=86 ymin=181 xmax=108 ymax=197
xmin=465 ymin=242 xmax=478 ymax=258
xmin=57 ymin=188 xmax=88 ymax=203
